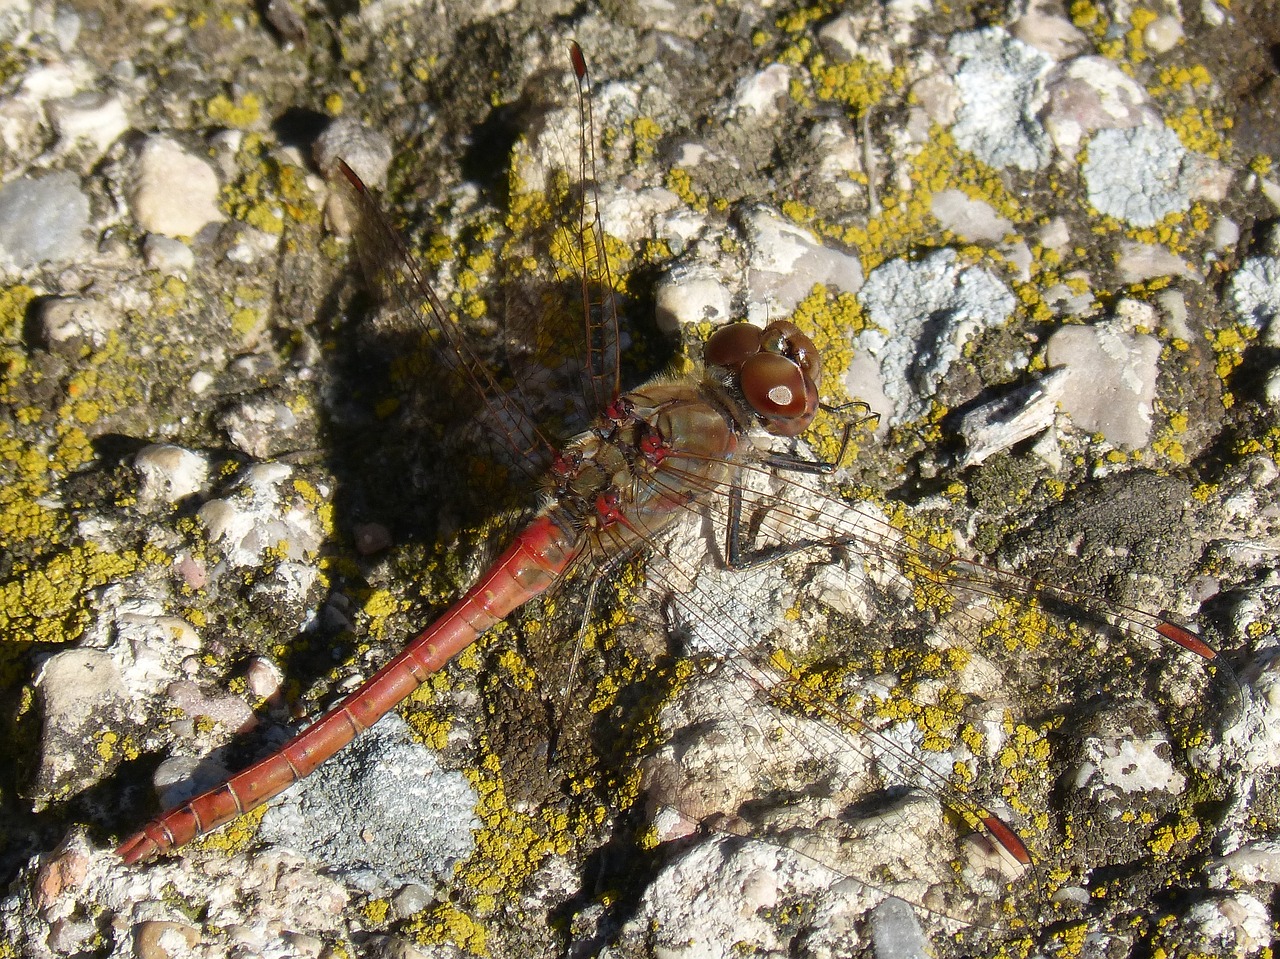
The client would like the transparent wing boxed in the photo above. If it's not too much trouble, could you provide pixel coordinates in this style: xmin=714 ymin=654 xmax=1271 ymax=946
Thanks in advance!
xmin=335 ymin=160 xmax=558 ymax=483
xmin=526 ymin=415 xmax=1229 ymax=951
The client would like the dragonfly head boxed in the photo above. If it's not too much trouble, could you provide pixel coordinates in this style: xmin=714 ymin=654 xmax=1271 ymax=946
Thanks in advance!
xmin=704 ymin=321 xmax=822 ymax=437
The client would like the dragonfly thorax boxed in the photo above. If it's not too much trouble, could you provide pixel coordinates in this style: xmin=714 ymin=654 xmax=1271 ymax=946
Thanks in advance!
xmin=544 ymin=379 xmax=744 ymax=547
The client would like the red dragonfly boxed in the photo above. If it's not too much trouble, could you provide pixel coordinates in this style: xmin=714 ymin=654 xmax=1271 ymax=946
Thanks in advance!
xmin=116 ymin=42 xmax=1219 ymax=944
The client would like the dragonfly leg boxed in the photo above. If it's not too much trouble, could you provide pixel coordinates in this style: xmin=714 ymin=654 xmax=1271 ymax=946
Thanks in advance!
xmin=761 ymin=400 xmax=877 ymax=477
xmin=725 ymin=402 xmax=878 ymax=571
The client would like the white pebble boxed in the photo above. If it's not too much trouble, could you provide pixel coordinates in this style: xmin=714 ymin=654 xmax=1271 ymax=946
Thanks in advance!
xmin=1143 ymin=15 xmax=1184 ymax=54
xmin=129 ymin=136 xmax=224 ymax=238
xmin=1045 ymin=320 xmax=1160 ymax=448
xmin=655 ymin=264 xmax=733 ymax=333
xmin=47 ymin=91 xmax=129 ymax=156
xmin=36 ymin=297 xmax=119 ymax=348
xmin=0 ymin=171 xmax=90 ymax=267
xmin=142 ymin=234 xmax=195 ymax=274
xmin=313 ymin=115 xmax=393 ymax=187
xmin=134 ymin=443 xmax=210 ymax=506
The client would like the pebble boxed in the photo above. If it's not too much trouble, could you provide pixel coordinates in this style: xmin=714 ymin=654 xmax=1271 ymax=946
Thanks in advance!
xmin=599 ymin=183 xmax=683 ymax=250
xmin=195 ymin=463 xmax=325 ymax=629
xmin=1183 ymin=894 xmax=1271 ymax=958
xmin=352 ymin=521 xmax=393 ymax=556
xmin=47 ymin=917 xmax=98 ymax=954
xmin=664 ymin=560 xmax=805 ymax=663
xmin=815 ymin=10 xmax=865 ymax=60
xmin=245 ymin=655 xmax=284 ymax=699
xmin=14 ymin=60 xmax=81 ymax=101
xmin=150 ymin=754 xmax=223 ymax=809
xmin=641 ymin=671 xmax=851 ymax=837
xmin=32 ymin=648 xmax=126 ymax=804
xmin=133 ymin=920 xmax=201 ymax=959
xmin=947 ymin=28 xmax=1054 ymax=172
xmin=929 ymin=189 xmax=1014 ymax=242
xmin=1009 ymin=0 xmax=1088 ymax=60
xmin=256 ymin=713 xmax=478 ymax=895
xmin=208 ymin=127 xmax=245 ymax=179
xmin=1201 ymin=0 xmax=1228 ymax=27
xmin=1156 ymin=289 xmax=1193 ymax=340
xmin=1045 ymin=319 xmax=1160 ymax=448
xmin=129 ymin=136 xmax=224 ymax=238
xmin=911 ymin=71 xmax=961 ymax=128
xmin=1037 ymin=216 xmax=1071 ymax=250
xmin=133 ymin=443 xmax=210 ymax=507
xmin=618 ymin=836 xmax=848 ymax=959
xmin=142 ymin=234 xmax=195 ymax=274
xmin=729 ymin=63 xmax=791 ymax=119
xmin=48 ymin=5 xmax=81 ymax=50
xmin=1115 ymin=240 xmax=1196 ymax=284
xmin=809 ymin=118 xmax=865 ymax=196
xmin=1041 ymin=56 xmax=1155 ymax=159
xmin=869 ymin=897 xmax=930 ymax=959
xmin=1143 ymin=14 xmax=1184 ymax=54
xmin=218 ymin=395 xmax=300 ymax=459
xmin=1212 ymin=215 xmax=1240 ymax=251
xmin=1003 ymin=238 xmax=1034 ymax=280
xmin=47 ymin=90 xmax=130 ymax=157
xmin=188 ymin=369 xmax=215 ymax=394
xmin=390 ymin=883 xmax=434 ymax=918
xmin=822 ymin=7 xmax=905 ymax=64
xmin=654 ymin=262 xmax=733 ymax=332
xmin=313 ymin=117 xmax=393 ymax=233
xmin=165 ymin=679 xmax=256 ymax=734
xmin=33 ymin=832 xmax=91 ymax=913
xmin=1262 ymin=176 xmax=1280 ymax=213
xmin=196 ymin=462 xmax=325 ymax=569
xmin=0 ymin=170 xmax=90 ymax=267
xmin=225 ymin=225 xmax=281 ymax=267
xmin=35 ymin=296 xmax=120 ymax=350
xmin=1212 ymin=840 xmax=1280 ymax=885
xmin=93 ymin=594 xmax=199 ymax=670
xmin=743 ymin=206 xmax=863 ymax=323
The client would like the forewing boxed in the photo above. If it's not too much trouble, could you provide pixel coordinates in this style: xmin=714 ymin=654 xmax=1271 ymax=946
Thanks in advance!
xmin=334 ymin=160 xmax=557 ymax=482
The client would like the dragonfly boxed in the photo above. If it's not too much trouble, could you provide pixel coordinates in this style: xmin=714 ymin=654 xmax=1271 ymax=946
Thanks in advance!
xmin=115 ymin=41 xmax=1222 ymax=950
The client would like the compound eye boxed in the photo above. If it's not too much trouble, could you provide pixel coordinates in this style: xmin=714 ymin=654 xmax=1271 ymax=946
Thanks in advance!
xmin=760 ymin=321 xmax=822 ymax=393
xmin=740 ymin=352 xmax=816 ymax=436
xmin=704 ymin=323 xmax=764 ymax=372
xmin=708 ymin=320 xmax=822 ymax=436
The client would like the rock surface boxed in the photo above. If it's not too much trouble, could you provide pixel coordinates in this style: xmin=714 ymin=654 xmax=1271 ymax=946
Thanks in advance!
xmin=1 ymin=2 xmax=1278 ymax=959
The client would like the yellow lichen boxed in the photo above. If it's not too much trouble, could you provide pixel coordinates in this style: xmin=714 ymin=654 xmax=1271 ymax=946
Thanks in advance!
xmin=664 ymin=167 xmax=708 ymax=213
xmin=806 ymin=52 xmax=906 ymax=120
xmin=362 ymin=898 xmax=391 ymax=924
xmin=189 ymin=804 xmax=270 ymax=858
xmin=403 ymin=902 xmax=488 ymax=955
xmin=206 ymin=91 xmax=263 ymax=129
xmin=629 ymin=115 xmax=662 ymax=165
